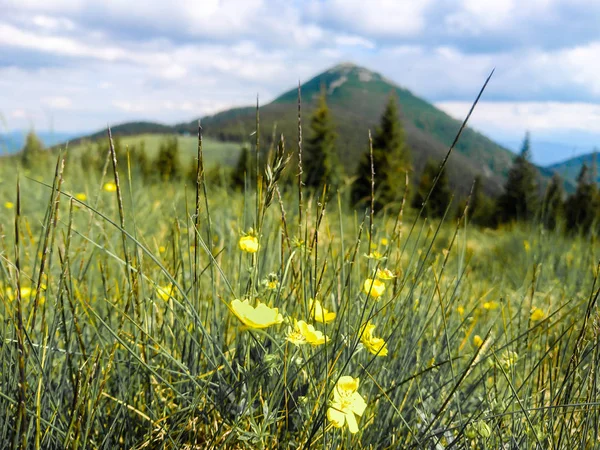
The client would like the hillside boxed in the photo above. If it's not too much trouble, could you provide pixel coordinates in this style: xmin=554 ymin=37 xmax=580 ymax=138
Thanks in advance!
xmin=177 ymin=63 xmax=517 ymax=196
xmin=546 ymin=151 xmax=600 ymax=186
xmin=54 ymin=63 xmax=529 ymax=196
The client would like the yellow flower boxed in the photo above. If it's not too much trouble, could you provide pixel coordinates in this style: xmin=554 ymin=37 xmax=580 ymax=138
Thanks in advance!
xmin=309 ymin=298 xmax=336 ymax=323
xmin=364 ymin=251 xmax=385 ymax=261
xmin=363 ymin=278 xmax=385 ymax=298
xmin=4 ymin=201 xmax=14 ymax=209
xmin=156 ymin=284 xmax=174 ymax=301
xmin=523 ymin=240 xmax=530 ymax=253
xmin=230 ymin=299 xmax=283 ymax=329
xmin=239 ymin=235 xmax=259 ymax=253
xmin=360 ymin=322 xmax=388 ymax=356
xmin=483 ymin=301 xmax=500 ymax=310
xmin=530 ymin=307 xmax=545 ymax=321
xmin=327 ymin=376 xmax=368 ymax=434
xmin=286 ymin=319 xmax=328 ymax=346
xmin=457 ymin=306 xmax=465 ymax=315
xmin=158 ymin=245 xmax=166 ymax=253
xmin=375 ymin=268 xmax=396 ymax=281
xmin=75 ymin=193 xmax=87 ymax=202
xmin=380 ymin=238 xmax=389 ymax=246
xmin=103 ymin=182 xmax=117 ymax=192
xmin=473 ymin=334 xmax=483 ymax=347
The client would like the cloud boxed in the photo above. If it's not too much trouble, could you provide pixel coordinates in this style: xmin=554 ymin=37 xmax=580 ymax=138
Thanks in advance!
xmin=436 ymin=101 xmax=600 ymax=137
xmin=41 ymin=96 xmax=73 ymax=109
xmin=0 ymin=0 xmax=598 ymax=157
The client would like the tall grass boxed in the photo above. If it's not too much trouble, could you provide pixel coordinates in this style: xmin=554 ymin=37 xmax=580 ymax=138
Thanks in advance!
xmin=1 ymin=106 xmax=600 ymax=449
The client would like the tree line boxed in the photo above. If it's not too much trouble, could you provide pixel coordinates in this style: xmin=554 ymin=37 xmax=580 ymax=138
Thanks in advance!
xmin=16 ymin=96 xmax=597 ymax=233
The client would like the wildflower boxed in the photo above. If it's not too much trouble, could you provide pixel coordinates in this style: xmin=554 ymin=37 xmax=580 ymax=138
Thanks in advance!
xmin=375 ymin=268 xmax=396 ymax=281
xmin=239 ymin=235 xmax=259 ymax=253
xmin=75 ymin=193 xmax=87 ymax=202
xmin=473 ymin=334 xmax=483 ymax=347
xmin=156 ymin=285 xmax=174 ymax=301
xmin=286 ymin=319 xmax=328 ymax=346
xmin=530 ymin=307 xmax=545 ymax=321
xmin=327 ymin=376 xmax=367 ymax=434
xmin=158 ymin=245 xmax=166 ymax=253
xmin=483 ymin=301 xmax=500 ymax=310
xmin=363 ymin=278 xmax=385 ymax=298
xmin=4 ymin=201 xmax=14 ymax=209
xmin=360 ymin=322 xmax=388 ymax=356
xmin=523 ymin=240 xmax=531 ymax=253
xmin=103 ymin=182 xmax=117 ymax=192
xmin=262 ymin=273 xmax=279 ymax=291
xmin=364 ymin=251 xmax=385 ymax=261
xmin=380 ymin=237 xmax=389 ymax=246
xmin=499 ymin=350 xmax=518 ymax=371
xmin=457 ymin=306 xmax=465 ymax=315
xmin=309 ymin=298 xmax=336 ymax=323
xmin=230 ymin=299 xmax=283 ymax=329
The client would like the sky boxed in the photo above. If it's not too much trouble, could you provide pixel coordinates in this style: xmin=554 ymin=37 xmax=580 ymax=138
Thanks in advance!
xmin=1 ymin=0 xmax=600 ymax=165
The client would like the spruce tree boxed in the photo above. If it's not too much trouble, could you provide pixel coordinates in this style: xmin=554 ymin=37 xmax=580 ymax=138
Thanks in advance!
xmin=21 ymin=130 xmax=44 ymax=168
xmin=497 ymin=132 xmax=539 ymax=222
xmin=466 ymin=175 xmax=496 ymax=227
xmin=412 ymin=159 xmax=452 ymax=218
xmin=352 ymin=94 xmax=411 ymax=212
xmin=541 ymin=173 xmax=565 ymax=230
xmin=231 ymin=145 xmax=253 ymax=190
xmin=565 ymin=164 xmax=598 ymax=233
xmin=153 ymin=137 xmax=181 ymax=182
xmin=304 ymin=93 xmax=340 ymax=190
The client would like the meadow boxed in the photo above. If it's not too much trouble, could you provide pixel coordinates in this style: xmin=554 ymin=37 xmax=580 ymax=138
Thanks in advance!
xmin=0 ymin=131 xmax=599 ymax=449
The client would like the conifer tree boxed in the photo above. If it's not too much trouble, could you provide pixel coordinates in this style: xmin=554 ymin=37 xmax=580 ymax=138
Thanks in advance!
xmin=231 ymin=145 xmax=253 ymax=190
xmin=304 ymin=92 xmax=340 ymax=190
xmin=352 ymin=94 xmax=411 ymax=212
xmin=153 ymin=137 xmax=181 ymax=182
xmin=497 ymin=132 xmax=539 ymax=222
xmin=541 ymin=173 xmax=565 ymax=230
xmin=565 ymin=164 xmax=598 ymax=233
xmin=21 ymin=130 xmax=44 ymax=167
xmin=412 ymin=159 xmax=452 ymax=218
xmin=464 ymin=175 xmax=496 ymax=227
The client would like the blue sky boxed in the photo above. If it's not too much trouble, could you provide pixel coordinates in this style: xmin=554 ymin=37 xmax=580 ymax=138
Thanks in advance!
xmin=1 ymin=0 xmax=600 ymax=164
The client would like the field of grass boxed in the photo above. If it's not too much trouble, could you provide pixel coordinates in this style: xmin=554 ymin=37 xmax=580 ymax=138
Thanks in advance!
xmin=0 ymin=141 xmax=599 ymax=448
xmin=67 ymin=133 xmax=242 ymax=168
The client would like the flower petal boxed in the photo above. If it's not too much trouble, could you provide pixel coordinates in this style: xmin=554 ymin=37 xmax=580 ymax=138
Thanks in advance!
xmin=345 ymin=411 xmax=359 ymax=434
xmin=327 ymin=407 xmax=346 ymax=429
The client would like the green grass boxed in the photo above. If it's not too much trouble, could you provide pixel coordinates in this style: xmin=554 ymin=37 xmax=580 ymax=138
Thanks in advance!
xmin=0 ymin=144 xmax=599 ymax=449
xmin=68 ymin=133 xmax=242 ymax=168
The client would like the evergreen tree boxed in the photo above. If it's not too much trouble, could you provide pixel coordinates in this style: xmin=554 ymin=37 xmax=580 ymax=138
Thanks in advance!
xmin=497 ymin=132 xmax=539 ymax=222
xmin=231 ymin=145 xmax=253 ymax=190
xmin=304 ymin=92 xmax=341 ymax=190
xmin=464 ymin=175 xmax=496 ymax=227
xmin=352 ymin=93 xmax=411 ymax=212
xmin=21 ymin=130 xmax=44 ymax=167
xmin=541 ymin=173 xmax=565 ymax=230
xmin=565 ymin=164 xmax=598 ymax=233
xmin=153 ymin=137 xmax=181 ymax=182
xmin=412 ymin=159 xmax=452 ymax=218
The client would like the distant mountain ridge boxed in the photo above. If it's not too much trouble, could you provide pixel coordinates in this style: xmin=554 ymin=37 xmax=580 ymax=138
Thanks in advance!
xmin=50 ymin=62 xmax=547 ymax=196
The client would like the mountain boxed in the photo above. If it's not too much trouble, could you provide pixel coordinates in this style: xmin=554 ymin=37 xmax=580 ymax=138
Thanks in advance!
xmin=547 ymin=151 xmax=600 ymax=185
xmin=53 ymin=63 xmax=528 ymax=196
xmin=175 ymin=63 xmax=516 ymax=196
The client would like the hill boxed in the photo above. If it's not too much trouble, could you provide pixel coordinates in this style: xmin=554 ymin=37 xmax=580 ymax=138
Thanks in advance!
xmin=54 ymin=63 xmax=548 ymax=197
xmin=547 ymin=151 xmax=600 ymax=185
xmin=176 ymin=63 xmax=517 ymax=196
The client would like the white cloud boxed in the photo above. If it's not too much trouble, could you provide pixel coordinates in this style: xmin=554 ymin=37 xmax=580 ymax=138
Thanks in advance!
xmin=41 ymin=96 xmax=72 ymax=109
xmin=312 ymin=0 xmax=432 ymax=37
xmin=436 ymin=101 xmax=600 ymax=135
